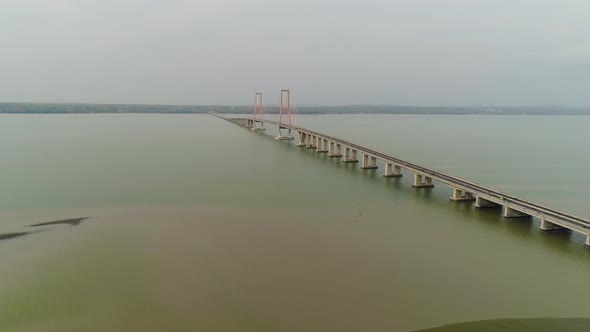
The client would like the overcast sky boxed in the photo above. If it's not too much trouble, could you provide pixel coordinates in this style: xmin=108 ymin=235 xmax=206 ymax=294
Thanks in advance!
xmin=1 ymin=0 xmax=589 ymax=106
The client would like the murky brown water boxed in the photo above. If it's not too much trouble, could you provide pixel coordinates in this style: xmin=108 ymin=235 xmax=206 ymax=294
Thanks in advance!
xmin=1 ymin=114 xmax=590 ymax=331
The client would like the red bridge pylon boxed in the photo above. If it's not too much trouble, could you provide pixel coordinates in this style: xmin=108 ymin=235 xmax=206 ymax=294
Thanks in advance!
xmin=275 ymin=89 xmax=295 ymax=140
xmin=251 ymin=92 xmax=266 ymax=131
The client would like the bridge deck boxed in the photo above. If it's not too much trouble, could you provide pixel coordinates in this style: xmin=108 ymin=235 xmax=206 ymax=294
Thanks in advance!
xmin=215 ymin=114 xmax=590 ymax=241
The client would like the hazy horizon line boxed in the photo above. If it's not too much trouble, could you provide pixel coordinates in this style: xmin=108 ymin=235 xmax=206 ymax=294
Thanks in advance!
xmin=1 ymin=100 xmax=589 ymax=109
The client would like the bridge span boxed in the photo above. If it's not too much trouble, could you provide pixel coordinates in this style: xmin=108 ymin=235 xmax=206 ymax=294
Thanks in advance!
xmin=213 ymin=113 xmax=590 ymax=248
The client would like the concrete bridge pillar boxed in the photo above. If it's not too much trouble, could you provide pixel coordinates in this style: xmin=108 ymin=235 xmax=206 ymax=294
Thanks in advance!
xmin=251 ymin=120 xmax=265 ymax=131
xmin=450 ymin=188 xmax=475 ymax=202
xmin=503 ymin=206 xmax=530 ymax=219
xmin=329 ymin=142 xmax=342 ymax=157
xmin=586 ymin=234 xmax=590 ymax=248
xmin=342 ymin=147 xmax=359 ymax=163
xmin=317 ymin=138 xmax=328 ymax=153
xmin=296 ymin=132 xmax=306 ymax=147
xmin=539 ymin=218 xmax=565 ymax=232
xmin=361 ymin=155 xmax=378 ymax=169
xmin=383 ymin=163 xmax=402 ymax=177
xmin=412 ymin=174 xmax=434 ymax=188
xmin=246 ymin=119 xmax=254 ymax=129
xmin=306 ymin=135 xmax=316 ymax=149
xmin=475 ymin=196 xmax=499 ymax=208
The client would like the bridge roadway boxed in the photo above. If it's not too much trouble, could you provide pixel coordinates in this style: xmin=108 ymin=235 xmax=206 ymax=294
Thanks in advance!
xmin=214 ymin=114 xmax=590 ymax=247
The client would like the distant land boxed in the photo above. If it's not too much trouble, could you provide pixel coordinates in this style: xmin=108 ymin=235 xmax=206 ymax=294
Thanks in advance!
xmin=1 ymin=102 xmax=590 ymax=115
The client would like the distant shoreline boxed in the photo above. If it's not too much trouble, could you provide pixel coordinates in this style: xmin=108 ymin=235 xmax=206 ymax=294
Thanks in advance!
xmin=1 ymin=102 xmax=589 ymax=115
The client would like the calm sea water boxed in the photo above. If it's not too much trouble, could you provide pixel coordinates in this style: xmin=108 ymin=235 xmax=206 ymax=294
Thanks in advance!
xmin=1 ymin=114 xmax=590 ymax=331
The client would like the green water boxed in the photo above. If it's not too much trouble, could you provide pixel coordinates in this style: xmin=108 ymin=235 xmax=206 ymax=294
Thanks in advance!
xmin=1 ymin=114 xmax=590 ymax=331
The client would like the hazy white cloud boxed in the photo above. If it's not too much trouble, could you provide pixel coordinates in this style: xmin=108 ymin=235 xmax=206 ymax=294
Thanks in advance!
xmin=0 ymin=0 xmax=589 ymax=106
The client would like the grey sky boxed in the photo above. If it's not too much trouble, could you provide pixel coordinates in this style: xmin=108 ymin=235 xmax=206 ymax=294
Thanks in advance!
xmin=1 ymin=0 xmax=589 ymax=106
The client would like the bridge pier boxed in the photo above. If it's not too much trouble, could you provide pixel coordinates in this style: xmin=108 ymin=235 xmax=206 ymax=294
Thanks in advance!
xmin=245 ymin=119 xmax=254 ymax=129
xmin=503 ymin=206 xmax=530 ymax=219
xmin=251 ymin=121 xmax=265 ymax=131
xmin=361 ymin=155 xmax=378 ymax=169
xmin=342 ymin=147 xmax=358 ymax=163
xmin=383 ymin=163 xmax=402 ymax=177
xmin=412 ymin=174 xmax=434 ymax=188
xmin=475 ymin=196 xmax=500 ymax=208
xmin=306 ymin=134 xmax=316 ymax=149
xmin=317 ymin=137 xmax=328 ymax=153
xmin=539 ymin=218 xmax=565 ymax=232
xmin=449 ymin=188 xmax=475 ymax=202
xmin=296 ymin=132 xmax=306 ymax=147
xmin=275 ymin=126 xmax=295 ymax=140
xmin=586 ymin=234 xmax=590 ymax=248
xmin=329 ymin=142 xmax=342 ymax=157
